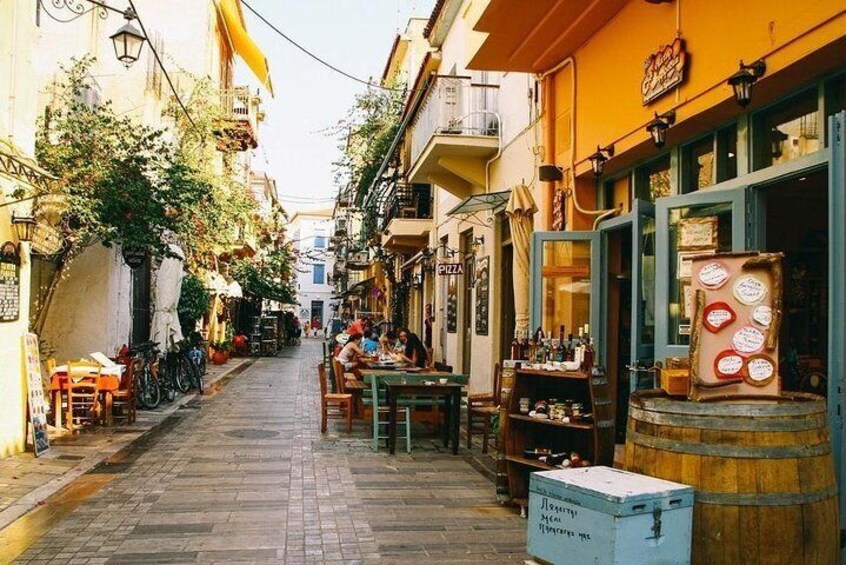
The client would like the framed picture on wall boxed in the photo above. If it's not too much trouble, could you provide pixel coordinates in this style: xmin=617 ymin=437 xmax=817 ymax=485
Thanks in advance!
xmin=474 ymin=257 xmax=490 ymax=335
xmin=447 ymin=276 xmax=458 ymax=333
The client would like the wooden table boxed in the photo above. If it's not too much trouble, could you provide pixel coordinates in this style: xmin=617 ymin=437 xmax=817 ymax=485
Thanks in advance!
xmin=361 ymin=370 xmax=468 ymax=451
xmin=385 ymin=382 xmax=463 ymax=455
xmin=49 ymin=371 xmax=123 ymax=428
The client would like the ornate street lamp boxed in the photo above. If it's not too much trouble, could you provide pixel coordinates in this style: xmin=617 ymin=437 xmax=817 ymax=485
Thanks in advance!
xmin=109 ymin=8 xmax=146 ymax=68
xmin=588 ymin=144 xmax=615 ymax=177
xmin=11 ymin=213 xmax=37 ymax=243
xmin=727 ymin=60 xmax=766 ymax=108
xmin=645 ymin=110 xmax=676 ymax=149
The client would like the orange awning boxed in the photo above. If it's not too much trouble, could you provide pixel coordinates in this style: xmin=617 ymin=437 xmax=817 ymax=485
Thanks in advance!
xmin=218 ymin=0 xmax=274 ymax=96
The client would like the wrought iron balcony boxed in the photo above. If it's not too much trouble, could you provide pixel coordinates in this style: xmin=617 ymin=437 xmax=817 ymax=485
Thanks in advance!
xmin=409 ymin=76 xmax=499 ymax=181
xmin=215 ymin=87 xmax=260 ymax=152
xmin=379 ymin=183 xmax=432 ymax=232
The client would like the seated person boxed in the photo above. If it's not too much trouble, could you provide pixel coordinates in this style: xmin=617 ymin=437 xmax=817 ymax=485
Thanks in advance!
xmin=397 ymin=329 xmax=428 ymax=369
xmin=335 ymin=333 xmax=368 ymax=375
xmin=361 ymin=329 xmax=379 ymax=355
xmin=377 ymin=334 xmax=399 ymax=361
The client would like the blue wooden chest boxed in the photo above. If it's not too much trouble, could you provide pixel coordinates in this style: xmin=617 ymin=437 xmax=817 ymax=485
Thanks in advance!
xmin=528 ymin=466 xmax=693 ymax=565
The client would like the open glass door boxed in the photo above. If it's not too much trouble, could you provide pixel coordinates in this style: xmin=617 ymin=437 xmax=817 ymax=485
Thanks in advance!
xmin=655 ymin=188 xmax=748 ymax=364
xmin=630 ymin=200 xmax=656 ymax=392
xmin=530 ymin=231 xmax=600 ymax=342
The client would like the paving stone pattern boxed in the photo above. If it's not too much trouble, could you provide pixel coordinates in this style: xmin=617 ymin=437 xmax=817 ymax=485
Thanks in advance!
xmin=11 ymin=342 xmax=527 ymax=563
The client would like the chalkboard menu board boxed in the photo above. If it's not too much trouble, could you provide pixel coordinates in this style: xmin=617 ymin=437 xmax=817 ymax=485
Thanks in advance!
xmin=446 ymin=276 xmax=457 ymax=333
xmin=475 ymin=256 xmax=489 ymax=335
xmin=0 ymin=242 xmax=21 ymax=323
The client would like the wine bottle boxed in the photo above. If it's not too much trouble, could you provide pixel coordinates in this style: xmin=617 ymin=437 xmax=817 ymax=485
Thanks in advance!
xmin=510 ymin=334 xmax=520 ymax=360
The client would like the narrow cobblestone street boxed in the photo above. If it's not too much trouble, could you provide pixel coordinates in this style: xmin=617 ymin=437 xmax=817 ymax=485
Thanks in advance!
xmin=5 ymin=341 xmax=526 ymax=564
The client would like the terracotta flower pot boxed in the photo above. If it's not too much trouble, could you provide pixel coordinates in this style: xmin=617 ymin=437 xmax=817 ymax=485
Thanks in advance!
xmin=212 ymin=350 xmax=227 ymax=365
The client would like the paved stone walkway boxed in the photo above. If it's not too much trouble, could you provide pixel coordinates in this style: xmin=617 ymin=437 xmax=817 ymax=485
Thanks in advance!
xmin=5 ymin=341 xmax=527 ymax=564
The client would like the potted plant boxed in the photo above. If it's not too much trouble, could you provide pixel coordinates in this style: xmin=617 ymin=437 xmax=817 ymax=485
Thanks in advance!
xmin=210 ymin=340 xmax=230 ymax=365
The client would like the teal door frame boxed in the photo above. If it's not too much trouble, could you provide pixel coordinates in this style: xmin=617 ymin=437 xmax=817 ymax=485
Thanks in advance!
xmin=530 ymin=230 xmax=601 ymax=340
xmin=654 ymin=188 xmax=748 ymax=364
xmin=827 ymin=111 xmax=845 ymax=534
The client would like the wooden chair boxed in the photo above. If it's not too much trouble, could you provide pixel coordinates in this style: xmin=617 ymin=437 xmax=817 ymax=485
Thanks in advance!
xmin=111 ymin=360 xmax=137 ymax=425
xmin=319 ymin=363 xmax=352 ymax=433
xmin=466 ymin=362 xmax=501 ymax=453
xmin=66 ymin=361 xmax=101 ymax=430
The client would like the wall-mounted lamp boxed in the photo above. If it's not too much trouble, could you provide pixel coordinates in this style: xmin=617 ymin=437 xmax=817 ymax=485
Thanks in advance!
xmin=727 ymin=59 xmax=766 ymax=108
xmin=538 ymin=164 xmax=564 ymax=183
xmin=11 ymin=213 xmax=36 ymax=243
xmin=587 ymin=144 xmax=615 ymax=177
xmin=645 ymin=110 xmax=676 ymax=149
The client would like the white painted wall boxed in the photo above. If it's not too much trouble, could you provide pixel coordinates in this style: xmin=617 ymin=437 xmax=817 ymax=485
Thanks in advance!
xmin=0 ymin=0 xmax=40 ymax=456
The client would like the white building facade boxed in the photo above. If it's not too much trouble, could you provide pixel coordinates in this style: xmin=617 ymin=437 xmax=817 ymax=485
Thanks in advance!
xmin=289 ymin=209 xmax=335 ymax=331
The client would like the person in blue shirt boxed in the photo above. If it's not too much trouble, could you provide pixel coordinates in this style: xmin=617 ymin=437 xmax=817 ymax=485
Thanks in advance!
xmin=361 ymin=329 xmax=379 ymax=355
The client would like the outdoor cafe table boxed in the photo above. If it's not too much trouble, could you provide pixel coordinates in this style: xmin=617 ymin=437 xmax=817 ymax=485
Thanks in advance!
xmin=361 ymin=369 xmax=468 ymax=451
xmin=49 ymin=366 xmax=124 ymax=428
xmin=386 ymin=381 xmax=463 ymax=455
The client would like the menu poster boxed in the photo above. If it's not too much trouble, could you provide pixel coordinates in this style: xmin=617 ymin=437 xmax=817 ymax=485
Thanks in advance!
xmin=689 ymin=252 xmax=783 ymax=401
xmin=446 ymin=276 xmax=457 ymax=333
xmin=0 ymin=242 xmax=21 ymax=323
xmin=474 ymin=257 xmax=489 ymax=336
xmin=23 ymin=333 xmax=50 ymax=457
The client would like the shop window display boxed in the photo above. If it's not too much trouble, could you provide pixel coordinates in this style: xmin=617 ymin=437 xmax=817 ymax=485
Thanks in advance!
xmin=634 ymin=156 xmax=671 ymax=202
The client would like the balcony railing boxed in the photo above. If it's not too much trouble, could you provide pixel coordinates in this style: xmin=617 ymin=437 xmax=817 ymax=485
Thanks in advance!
xmin=410 ymin=76 xmax=499 ymax=167
xmin=216 ymin=87 xmax=259 ymax=151
xmin=379 ymin=183 xmax=431 ymax=232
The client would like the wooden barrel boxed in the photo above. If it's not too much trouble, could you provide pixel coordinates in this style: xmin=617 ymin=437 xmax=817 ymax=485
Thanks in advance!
xmin=624 ymin=391 xmax=839 ymax=565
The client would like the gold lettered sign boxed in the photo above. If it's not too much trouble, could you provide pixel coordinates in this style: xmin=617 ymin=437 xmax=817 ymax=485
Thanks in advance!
xmin=0 ymin=242 xmax=21 ymax=323
xmin=641 ymin=37 xmax=687 ymax=105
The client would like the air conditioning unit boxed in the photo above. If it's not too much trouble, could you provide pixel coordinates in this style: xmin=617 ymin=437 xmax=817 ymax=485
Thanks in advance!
xmin=334 ymin=217 xmax=348 ymax=234
xmin=351 ymin=251 xmax=369 ymax=264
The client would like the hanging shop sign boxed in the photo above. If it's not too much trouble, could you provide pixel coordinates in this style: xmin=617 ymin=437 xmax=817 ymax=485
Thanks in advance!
xmin=30 ymin=222 xmax=64 ymax=257
xmin=641 ymin=37 xmax=687 ymax=105
xmin=551 ymin=188 xmax=566 ymax=231
xmin=121 ymin=245 xmax=148 ymax=269
xmin=23 ymin=333 xmax=50 ymax=457
xmin=0 ymin=242 xmax=21 ymax=322
xmin=437 ymin=262 xmax=465 ymax=276
xmin=475 ymin=256 xmax=490 ymax=336
xmin=446 ymin=276 xmax=458 ymax=333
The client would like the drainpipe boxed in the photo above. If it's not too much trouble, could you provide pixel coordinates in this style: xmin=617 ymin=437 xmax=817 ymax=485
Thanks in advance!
xmin=536 ymin=57 xmax=619 ymax=230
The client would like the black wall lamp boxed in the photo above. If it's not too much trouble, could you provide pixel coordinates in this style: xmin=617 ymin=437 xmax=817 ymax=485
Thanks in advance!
xmin=770 ymin=127 xmax=789 ymax=159
xmin=588 ymin=144 xmax=615 ymax=177
xmin=727 ymin=59 xmax=766 ymax=108
xmin=109 ymin=7 xmax=145 ymax=68
xmin=645 ymin=110 xmax=676 ymax=149
xmin=538 ymin=164 xmax=564 ymax=182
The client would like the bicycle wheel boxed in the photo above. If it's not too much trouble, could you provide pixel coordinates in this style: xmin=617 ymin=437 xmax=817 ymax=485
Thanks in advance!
xmin=139 ymin=368 xmax=161 ymax=408
xmin=185 ymin=355 xmax=204 ymax=394
xmin=173 ymin=356 xmax=191 ymax=394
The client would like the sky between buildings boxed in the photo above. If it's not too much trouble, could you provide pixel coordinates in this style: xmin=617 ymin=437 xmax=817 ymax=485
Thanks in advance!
xmin=237 ymin=0 xmax=436 ymax=215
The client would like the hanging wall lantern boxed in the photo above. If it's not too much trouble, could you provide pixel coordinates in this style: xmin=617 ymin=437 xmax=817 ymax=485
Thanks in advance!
xmin=11 ymin=213 xmax=36 ymax=243
xmin=770 ymin=127 xmax=789 ymax=159
xmin=109 ymin=8 xmax=146 ymax=68
xmin=727 ymin=60 xmax=766 ymax=108
xmin=588 ymin=144 xmax=615 ymax=177
xmin=645 ymin=110 xmax=676 ymax=149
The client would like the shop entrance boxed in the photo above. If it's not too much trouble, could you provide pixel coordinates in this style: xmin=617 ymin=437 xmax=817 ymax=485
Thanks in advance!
xmin=757 ymin=169 xmax=829 ymax=395
xmin=602 ymin=225 xmax=633 ymax=444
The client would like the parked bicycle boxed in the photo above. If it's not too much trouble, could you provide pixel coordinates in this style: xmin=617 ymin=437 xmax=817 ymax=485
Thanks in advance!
xmin=130 ymin=341 xmax=162 ymax=409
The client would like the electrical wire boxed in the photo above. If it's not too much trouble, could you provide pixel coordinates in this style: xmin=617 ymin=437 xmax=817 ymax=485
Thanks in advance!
xmin=240 ymin=0 xmax=411 ymax=93
xmin=127 ymin=0 xmax=196 ymax=128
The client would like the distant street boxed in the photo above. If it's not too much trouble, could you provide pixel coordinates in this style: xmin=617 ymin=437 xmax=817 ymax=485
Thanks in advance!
xmin=8 ymin=341 xmax=526 ymax=564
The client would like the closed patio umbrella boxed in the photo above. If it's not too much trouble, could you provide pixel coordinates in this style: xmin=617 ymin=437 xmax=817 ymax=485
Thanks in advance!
xmin=505 ymin=184 xmax=537 ymax=338
xmin=151 ymin=244 xmax=185 ymax=352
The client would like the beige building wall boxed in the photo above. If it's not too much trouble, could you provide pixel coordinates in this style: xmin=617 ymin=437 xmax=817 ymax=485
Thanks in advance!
xmin=425 ymin=0 xmax=540 ymax=394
